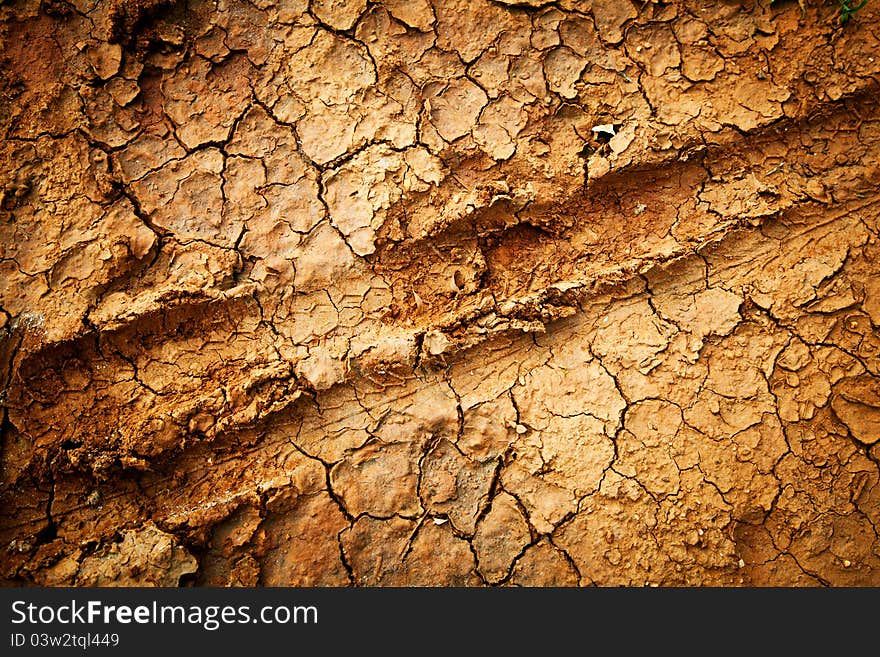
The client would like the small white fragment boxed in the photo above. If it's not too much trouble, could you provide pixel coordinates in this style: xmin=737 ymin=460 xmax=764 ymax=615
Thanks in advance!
xmin=515 ymin=424 xmax=528 ymax=435
xmin=843 ymin=559 xmax=851 ymax=568
xmin=433 ymin=517 xmax=448 ymax=525
xmin=591 ymin=123 xmax=617 ymax=138
xmin=634 ymin=203 xmax=647 ymax=215
xmin=738 ymin=558 xmax=746 ymax=569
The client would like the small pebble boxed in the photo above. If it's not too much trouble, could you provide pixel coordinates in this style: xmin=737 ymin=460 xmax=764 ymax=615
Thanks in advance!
xmin=87 ymin=490 xmax=101 ymax=507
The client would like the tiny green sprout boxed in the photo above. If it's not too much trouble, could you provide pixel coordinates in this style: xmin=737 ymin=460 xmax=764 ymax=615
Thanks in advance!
xmin=767 ymin=0 xmax=869 ymax=23
xmin=839 ymin=0 xmax=868 ymax=22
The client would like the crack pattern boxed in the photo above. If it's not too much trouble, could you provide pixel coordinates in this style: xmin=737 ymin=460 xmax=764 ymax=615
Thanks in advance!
xmin=1 ymin=0 xmax=880 ymax=586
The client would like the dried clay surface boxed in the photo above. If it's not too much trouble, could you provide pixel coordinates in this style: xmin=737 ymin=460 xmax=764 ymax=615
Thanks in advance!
xmin=1 ymin=0 xmax=880 ymax=586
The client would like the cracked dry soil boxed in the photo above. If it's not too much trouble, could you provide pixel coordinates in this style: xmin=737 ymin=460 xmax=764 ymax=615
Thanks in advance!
xmin=1 ymin=0 xmax=879 ymax=587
